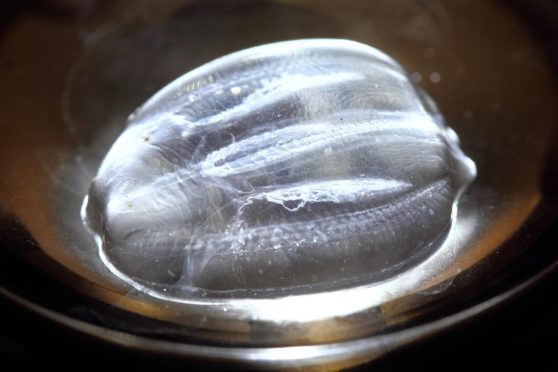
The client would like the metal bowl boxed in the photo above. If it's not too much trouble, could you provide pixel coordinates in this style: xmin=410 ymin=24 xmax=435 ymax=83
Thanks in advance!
xmin=0 ymin=0 xmax=557 ymax=368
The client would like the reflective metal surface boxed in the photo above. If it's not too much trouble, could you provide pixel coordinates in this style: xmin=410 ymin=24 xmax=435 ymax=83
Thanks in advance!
xmin=0 ymin=0 xmax=557 ymax=369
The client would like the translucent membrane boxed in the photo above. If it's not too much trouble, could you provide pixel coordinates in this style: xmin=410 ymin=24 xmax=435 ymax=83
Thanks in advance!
xmin=82 ymin=39 xmax=476 ymax=297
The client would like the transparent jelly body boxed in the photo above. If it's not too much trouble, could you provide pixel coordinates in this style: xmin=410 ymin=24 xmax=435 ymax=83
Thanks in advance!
xmin=82 ymin=39 xmax=476 ymax=298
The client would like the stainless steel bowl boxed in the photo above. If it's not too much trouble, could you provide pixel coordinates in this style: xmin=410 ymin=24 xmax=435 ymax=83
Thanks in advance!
xmin=1 ymin=0 xmax=557 ymax=368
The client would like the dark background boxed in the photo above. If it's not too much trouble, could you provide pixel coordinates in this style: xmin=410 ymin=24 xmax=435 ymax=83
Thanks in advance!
xmin=2 ymin=269 xmax=558 ymax=371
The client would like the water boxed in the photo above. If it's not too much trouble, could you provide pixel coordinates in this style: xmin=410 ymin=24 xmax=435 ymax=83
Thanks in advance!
xmin=82 ymin=39 xmax=476 ymax=297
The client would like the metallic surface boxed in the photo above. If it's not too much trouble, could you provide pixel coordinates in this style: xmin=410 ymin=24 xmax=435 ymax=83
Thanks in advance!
xmin=0 ymin=0 xmax=557 ymax=368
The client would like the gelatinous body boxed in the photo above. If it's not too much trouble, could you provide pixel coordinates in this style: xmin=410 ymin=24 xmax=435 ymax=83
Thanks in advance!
xmin=83 ymin=39 xmax=476 ymax=296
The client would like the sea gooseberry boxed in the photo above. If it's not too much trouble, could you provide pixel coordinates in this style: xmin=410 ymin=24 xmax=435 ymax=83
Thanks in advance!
xmin=82 ymin=39 xmax=476 ymax=297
